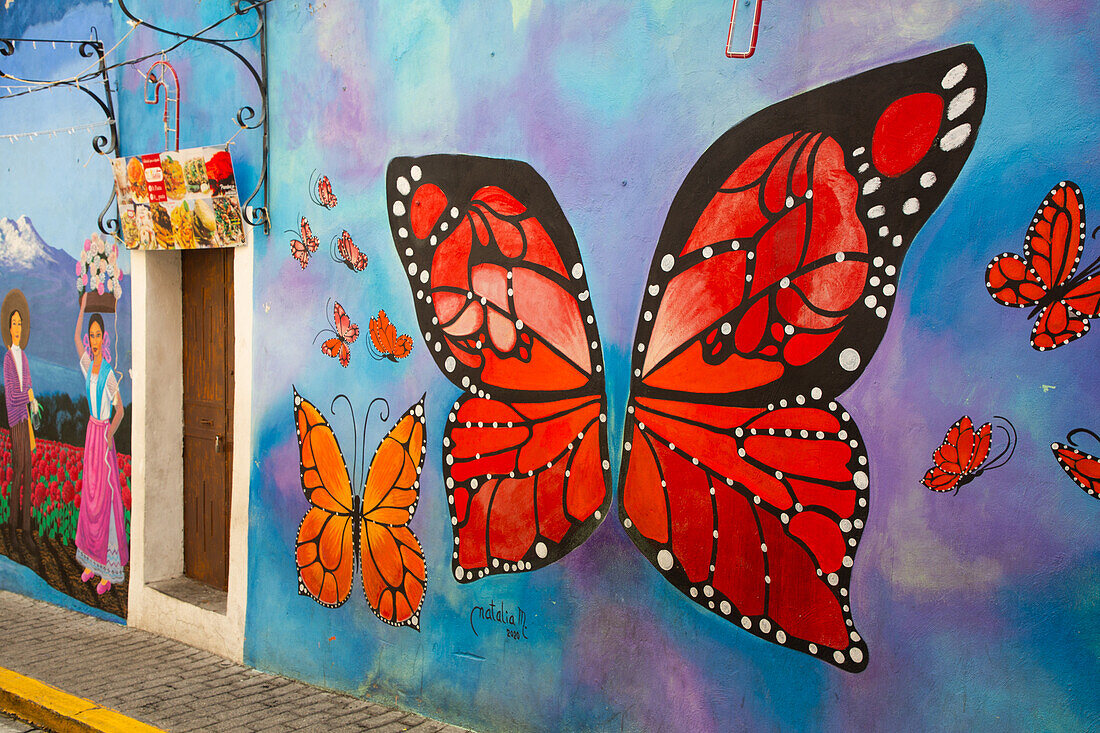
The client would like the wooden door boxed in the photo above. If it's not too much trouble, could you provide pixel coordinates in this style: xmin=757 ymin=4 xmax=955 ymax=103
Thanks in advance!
xmin=181 ymin=248 xmax=234 ymax=590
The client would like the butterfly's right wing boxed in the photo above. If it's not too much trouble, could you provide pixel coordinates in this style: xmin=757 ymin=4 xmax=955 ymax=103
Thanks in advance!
xmin=360 ymin=397 xmax=428 ymax=629
xmin=387 ymin=155 xmax=611 ymax=582
xmin=620 ymin=45 xmax=987 ymax=672
xmin=293 ymin=388 xmax=358 ymax=608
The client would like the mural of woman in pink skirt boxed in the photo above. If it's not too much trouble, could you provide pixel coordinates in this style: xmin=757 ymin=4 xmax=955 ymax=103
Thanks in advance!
xmin=73 ymin=294 xmax=127 ymax=594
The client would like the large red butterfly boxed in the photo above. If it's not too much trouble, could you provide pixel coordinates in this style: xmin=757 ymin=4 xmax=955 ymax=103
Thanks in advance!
xmin=921 ymin=415 xmax=1015 ymax=493
xmin=289 ymin=215 xmax=320 ymax=269
xmin=986 ymin=182 xmax=1100 ymax=350
xmin=317 ymin=300 xmax=359 ymax=367
xmin=1051 ymin=429 xmax=1100 ymax=500
xmin=386 ymin=46 xmax=987 ymax=672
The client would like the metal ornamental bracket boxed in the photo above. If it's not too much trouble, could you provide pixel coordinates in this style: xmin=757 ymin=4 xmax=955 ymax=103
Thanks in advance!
xmin=0 ymin=32 xmax=122 ymax=237
xmin=116 ymin=0 xmax=271 ymax=233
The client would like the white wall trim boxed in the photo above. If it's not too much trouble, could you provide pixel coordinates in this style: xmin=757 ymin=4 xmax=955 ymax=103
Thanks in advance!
xmin=127 ymin=234 xmax=253 ymax=662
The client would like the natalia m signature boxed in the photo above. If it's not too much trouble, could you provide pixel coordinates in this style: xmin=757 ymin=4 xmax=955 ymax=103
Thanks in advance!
xmin=470 ymin=601 xmax=528 ymax=641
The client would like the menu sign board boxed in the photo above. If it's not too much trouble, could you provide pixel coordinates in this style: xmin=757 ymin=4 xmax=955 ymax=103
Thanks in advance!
xmin=111 ymin=144 xmax=247 ymax=249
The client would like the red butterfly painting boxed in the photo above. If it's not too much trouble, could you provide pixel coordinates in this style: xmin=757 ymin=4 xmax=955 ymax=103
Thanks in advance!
xmin=333 ymin=230 xmax=368 ymax=272
xmin=368 ymin=309 xmax=414 ymax=361
xmin=986 ymin=182 xmax=1100 ymax=350
xmin=316 ymin=300 xmax=359 ymax=367
xmin=289 ymin=216 xmax=320 ymax=269
xmin=1051 ymin=429 xmax=1100 ymax=500
xmin=921 ymin=416 xmax=1016 ymax=493
xmin=386 ymin=46 xmax=987 ymax=672
xmin=310 ymin=171 xmax=338 ymax=209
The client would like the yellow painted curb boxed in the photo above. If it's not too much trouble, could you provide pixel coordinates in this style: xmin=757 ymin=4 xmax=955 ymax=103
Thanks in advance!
xmin=0 ymin=667 xmax=164 ymax=733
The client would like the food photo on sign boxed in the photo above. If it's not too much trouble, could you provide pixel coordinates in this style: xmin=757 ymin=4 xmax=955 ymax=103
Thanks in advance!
xmin=111 ymin=144 xmax=245 ymax=250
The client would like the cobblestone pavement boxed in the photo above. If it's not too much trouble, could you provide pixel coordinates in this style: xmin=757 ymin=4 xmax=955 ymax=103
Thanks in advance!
xmin=0 ymin=711 xmax=44 ymax=733
xmin=0 ymin=591 xmax=471 ymax=732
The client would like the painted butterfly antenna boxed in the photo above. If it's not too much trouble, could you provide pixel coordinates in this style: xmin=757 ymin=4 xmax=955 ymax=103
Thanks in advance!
xmin=1066 ymin=427 xmax=1100 ymax=450
xmin=308 ymin=169 xmax=322 ymax=207
xmin=359 ymin=397 xmax=391 ymax=493
xmin=311 ymin=297 xmax=336 ymax=343
xmin=984 ymin=415 xmax=1018 ymax=472
xmin=330 ymin=393 xmax=358 ymax=489
xmin=329 ymin=232 xmax=343 ymax=265
xmin=283 ymin=212 xmax=304 ymax=237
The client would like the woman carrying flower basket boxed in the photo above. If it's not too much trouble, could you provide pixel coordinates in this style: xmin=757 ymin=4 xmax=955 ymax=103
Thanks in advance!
xmin=73 ymin=293 xmax=127 ymax=594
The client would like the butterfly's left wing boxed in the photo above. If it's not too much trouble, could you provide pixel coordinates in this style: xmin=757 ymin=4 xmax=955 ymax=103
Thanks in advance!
xmin=321 ymin=338 xmax=351 ymax=368
xmin=1052 ymin=439 xmax=1100 ymax=500
xmin=360 ymin=397 xmax=428 ymax=629
xmin=620 ymin=45 xmax=986 ymax=672
xmin=387 ymin=155 xmax=611 ymax=583
xmin=293 ymin=389 xmax=358 ymax=608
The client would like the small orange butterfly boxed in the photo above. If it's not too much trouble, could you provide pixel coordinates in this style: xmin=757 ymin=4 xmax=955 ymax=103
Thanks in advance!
xmin=368 ymin=309 xmax=413 ymax=361
xmin=332 ymin=230 xmax=368 ymax=272
xmin=310 ymin=170 xmax=338 ymax=209
xmin=316 ymin=300 xmax=359 ymax=367
xmin=293 ymin=388 xmax=426 ymax=628
xmin=288 ymin=216 xmax=319 ymax=268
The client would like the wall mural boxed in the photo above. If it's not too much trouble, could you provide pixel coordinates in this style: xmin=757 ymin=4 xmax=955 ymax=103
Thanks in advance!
xmin=219 ymin=1 xmax=1100 ymax=728
xmin=384 ymin=45 xmax=987 ymax=672
xmin=0 ymin=225 xmax=132 ymax=619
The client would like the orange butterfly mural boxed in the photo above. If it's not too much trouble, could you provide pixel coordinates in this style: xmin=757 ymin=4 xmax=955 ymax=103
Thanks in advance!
xmin=368 ymin=309 xmax=414 ymax=361
xmin=293 ymin=388 xmax=427 ymax=629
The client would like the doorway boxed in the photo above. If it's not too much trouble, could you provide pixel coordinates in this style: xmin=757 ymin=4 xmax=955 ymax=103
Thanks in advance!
xmin=181 ymin=248 xmax=234 ymax=590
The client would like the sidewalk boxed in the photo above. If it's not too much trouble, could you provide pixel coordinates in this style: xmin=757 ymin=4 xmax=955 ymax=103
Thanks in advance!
xmin=0 ymin=591 xmax=471 ymax=732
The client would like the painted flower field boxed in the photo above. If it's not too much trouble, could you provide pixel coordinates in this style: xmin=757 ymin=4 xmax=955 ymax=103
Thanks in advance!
xmin=0 ymin=430 xmax=132 ymax=541
xmin=0 ymin=429 xmax=130 ymax=617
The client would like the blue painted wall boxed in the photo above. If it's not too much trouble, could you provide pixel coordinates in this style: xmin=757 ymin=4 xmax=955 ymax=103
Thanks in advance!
xmin=7 ymin=1 xmax=1100 ymax=730
xmin=241 ymin=2 xmax=1100 ymax=731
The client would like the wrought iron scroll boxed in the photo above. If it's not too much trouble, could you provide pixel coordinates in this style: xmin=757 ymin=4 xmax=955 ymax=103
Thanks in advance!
xmin=117 ymin=0 xmax=271 ymax=233
xmin=0 ymin=33 xmax=122 ymax=237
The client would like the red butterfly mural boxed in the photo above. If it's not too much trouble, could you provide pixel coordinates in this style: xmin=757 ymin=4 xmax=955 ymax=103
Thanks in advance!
xmin=333 ymin=230 xmax=368 ymax=272
xmin=368 ymin=309 xmax=414 ymax=361
xmin=316 ymin=300 xmax=359 ymax=367
xmin=310 ymin=171 xmax=338 ymax=209
xmin=1051 ymin=429 xmax=1100 ymax=500
xmin=986 ymin=182 xmax=1100 ymax=350
xmin=289 ymin=216 xmax=320 ymax=269
xmin=386 ymin=46 xmax=987 ymax=672
xmin=921 ymin=416 xmax=1016 ymax=493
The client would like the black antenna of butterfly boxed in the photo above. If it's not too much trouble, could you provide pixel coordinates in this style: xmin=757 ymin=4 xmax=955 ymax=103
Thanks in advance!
xmin=982 ymin=415 xmax=1018 ymax=472
xmin=284 ymin=212 xmax=305 ymax=239
xmin=308 ymin=169 xmax=323 ymax=207
xmin=327 ymin=394 xmax=390 ymax=495
xmin=329 ymin=232 xmax=345 ymax=266
xmin=1066 ymin=427 xmax=1100 ymax=451
xmin=359 ymin=397 xmax=390 ymax=497
xmin=311 ymin=297 xmax=339 ymax=345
